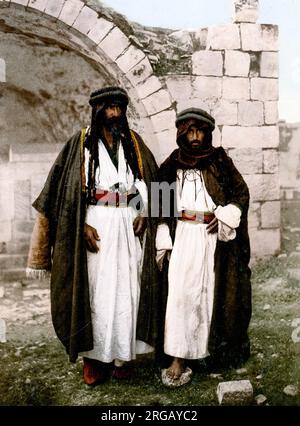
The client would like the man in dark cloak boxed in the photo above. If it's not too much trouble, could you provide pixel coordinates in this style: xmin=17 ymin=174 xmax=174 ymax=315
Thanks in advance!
xmin=155 ymin=108 xmax=252 ymax=387
xmin=26 ymin=86 xmax=159 ymax=385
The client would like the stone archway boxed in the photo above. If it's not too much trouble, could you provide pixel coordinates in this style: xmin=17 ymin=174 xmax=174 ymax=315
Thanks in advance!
xmin=1 ymin=0 xmax=174 ymax=152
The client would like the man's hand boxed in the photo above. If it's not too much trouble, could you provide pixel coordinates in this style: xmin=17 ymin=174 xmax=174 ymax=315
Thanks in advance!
xmin=133 ymin=215 xmax=147 ymax=237
xmin=207 ymin=217 xmax=218 ymax=234
xmin=84 ymin=223 xmax=100 ymax=253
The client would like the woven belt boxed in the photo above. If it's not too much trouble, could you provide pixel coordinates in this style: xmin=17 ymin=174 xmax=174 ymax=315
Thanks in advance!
xmin=93 ymin=190 xmax=138 ymax=207
xmin=178 ymin=209 xmax=215 ymax=224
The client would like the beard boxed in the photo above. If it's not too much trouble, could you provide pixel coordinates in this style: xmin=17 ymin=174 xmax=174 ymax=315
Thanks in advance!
xmin=179 ymin=132 xmax=213 ymax=155
xmin=96 ymin=110 xmax=126 ymax=137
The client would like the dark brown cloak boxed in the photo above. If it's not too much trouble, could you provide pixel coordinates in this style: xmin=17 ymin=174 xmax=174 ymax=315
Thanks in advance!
xmin=158 ymin=147 xmax=252 ymax=368
xmin=32 ymin=129 xmax=159 ymax=362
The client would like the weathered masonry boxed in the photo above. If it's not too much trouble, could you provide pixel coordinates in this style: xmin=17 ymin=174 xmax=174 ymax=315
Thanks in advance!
xmin=0 ymin=0 xmax=280 ymax=278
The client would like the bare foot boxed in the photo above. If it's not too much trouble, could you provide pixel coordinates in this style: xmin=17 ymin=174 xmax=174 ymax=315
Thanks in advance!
xmin=166 ymin=358 xmax=185 ymax=380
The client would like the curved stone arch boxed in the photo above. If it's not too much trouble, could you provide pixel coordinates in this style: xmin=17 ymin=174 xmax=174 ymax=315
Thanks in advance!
xmin=6 ymin=0 xmax=174 ymax=158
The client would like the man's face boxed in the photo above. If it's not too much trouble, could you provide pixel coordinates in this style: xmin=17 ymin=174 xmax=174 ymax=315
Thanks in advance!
xmin=102 ymin=103 xmax=122 ymax=120
xmin=186 ymin=124 xmax=206 ymax=148
xmin=95 ymin=102 xmax=124 ymax=131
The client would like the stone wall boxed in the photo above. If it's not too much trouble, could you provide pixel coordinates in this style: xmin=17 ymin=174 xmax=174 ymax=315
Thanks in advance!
xmin=279 ymin=121 xmax=300 ymax=200
xmin=0 ymin=0 xmax=280 ymax=267
xmin=140 ymin=0 xmax=280 ymax=257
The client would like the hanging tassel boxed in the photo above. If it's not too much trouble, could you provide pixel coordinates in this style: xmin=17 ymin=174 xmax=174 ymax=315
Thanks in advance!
xmin=26 ymin=267 xmax=50 ymax=280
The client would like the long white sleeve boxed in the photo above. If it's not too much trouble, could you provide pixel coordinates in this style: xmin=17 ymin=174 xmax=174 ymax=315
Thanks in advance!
xmin=156 ymin=223 xmax=173 ymax=250
xmin=214 ymin=204 xmax=242 ymax=242
xmin=214 ymin=204 xmax=241 ymax=228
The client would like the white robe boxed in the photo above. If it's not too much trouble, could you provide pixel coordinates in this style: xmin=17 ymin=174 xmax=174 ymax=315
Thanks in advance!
xmin=80 ymin=140 xmax=152 ymax=363
xmin=164 ymin=169 xmax=218 ymax=359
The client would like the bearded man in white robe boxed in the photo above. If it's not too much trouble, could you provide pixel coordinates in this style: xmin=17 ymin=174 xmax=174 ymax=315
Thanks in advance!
xmin=27 ymin=87 xmax=159 ymax=386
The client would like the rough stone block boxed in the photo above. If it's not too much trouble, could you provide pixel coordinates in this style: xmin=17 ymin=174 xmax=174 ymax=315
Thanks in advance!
xmin=12 ymin=162 xmax=52 ymax=182
xmin=126 ymin=57 xmax=153 ymax=86
xmin=28 ymin=0 xmax=47 ymax=11
xmin=166 ymin=76 xmax=192 ymax=102
xmin=10 ymin=0 xmax=28 ymax=5
xmin=213 ymin=101 xmax=238 ymax=125
xmin=225 ymin=51 xmax=250 ymax=77
xmin=72 ymin=5 xmax=99 ymax=35
xmin=177 ymin=99 xmax=211 ymax=116
xmin=251 ymin=78 xmax=278 ymax=101
xmin=30 ymin=174 xmax=48 ymax=219
xmin=150 ymin=110 xmax=176 ymax=133
xmin=0 ymin=164 xmax=11 ymax=182
xmin=241 ymin=24 xmax=279 ymax=52
xmin=0 ymin=58 xmax=6 ymax=82
xmin=116 ymin=45 xmax=145 ymax=73
xmin=250 ymin=228 xmax=281 ymax=257
xmin=263 ymin=149 xmax=279 ymax=173
xmin=228 ymin=148 xmax=263 ymax=174
xmin=233 ymin=0 xmax=259 ymax=23
xmin=193 ymin=76 xmax=222 ymax=100
xmin=142 ymin=90 xmax=172 ymax=116
xmin=43 ymin=0 xmax=65 ymax=18
xmin=264 ymin=101 xmax=278 ymax=124
xmin=238 ymin=101 xmax=264 ymax=126
xmin=87 ymin=18 xmax=114 ymax=44
xmin=9 ymin=144 xmax=63 ymax=163
xmin=135 ymin=76 xmax=162 ymax=100
xmin=223 ymin=78 xmax=250 ymax=100
xmin=244 ymin=174 xmax=280 ymax=201
xmin=154 ymin=129 xmax=177 ymax=166
xmin=0 ymin=221 xmax=12 ymax=242
xmin=241 ymin=24 xmax=262 ymax=51
xmin=0 ymin=254 xmax=27 ymax=269
xmin=192 ymin=51 xmax=223 ymax=76
xmin=222 ymin=125 xmax=279 ymax=149
xmin=98 ymin=27 xmax=130 ymax=61
xmin=14 ymin=179 xmax=31 ymax=220
xmin=261 ymin=25 xmax=279 ymax=51
xmin=12 ymin=220 xmax=34 ymax=241
xmin=58 ymin=1 xmax=84 ymax=26
xmin=194 ymin=28 xmax=208 ymax=50
xmin=169 ymin=30 xmax=193 ymax=50
xmin=212 ymin=125 xmax=222 ymax=147
xmin=217 ymin=380 xmax=253 ymax=405
xmin=207 ymin=25 xmax=240 ymax=50
xmin=5 ymin=240 xmax=30 ymax=255
xmin=0 ymin=179 xmax=14 ymax=221
xmin=282 ymin=189 xmax=295 ymax=201
xmin=248 ymin=202 xmax=261 ymax=229
xmin=260 ymin=52 xmax=279 ymax=78
xmin=261 ymin=201 xmax=280 ymax=228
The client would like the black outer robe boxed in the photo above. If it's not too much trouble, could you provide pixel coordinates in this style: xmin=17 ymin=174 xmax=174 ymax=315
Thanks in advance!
xmin=32 ymin=129 xmax=159 ymax=363
xmin=158 ymin=147 xmax=252 ymax=368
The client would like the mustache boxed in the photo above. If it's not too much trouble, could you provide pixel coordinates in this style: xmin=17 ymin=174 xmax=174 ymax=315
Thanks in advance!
xmin=105 ymin=116 xmax=122 ymax=126
xmin=189 ymin=139 xmax=208 ymax=148
xmin=95 ymin=110 xmax=124 ymax=128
